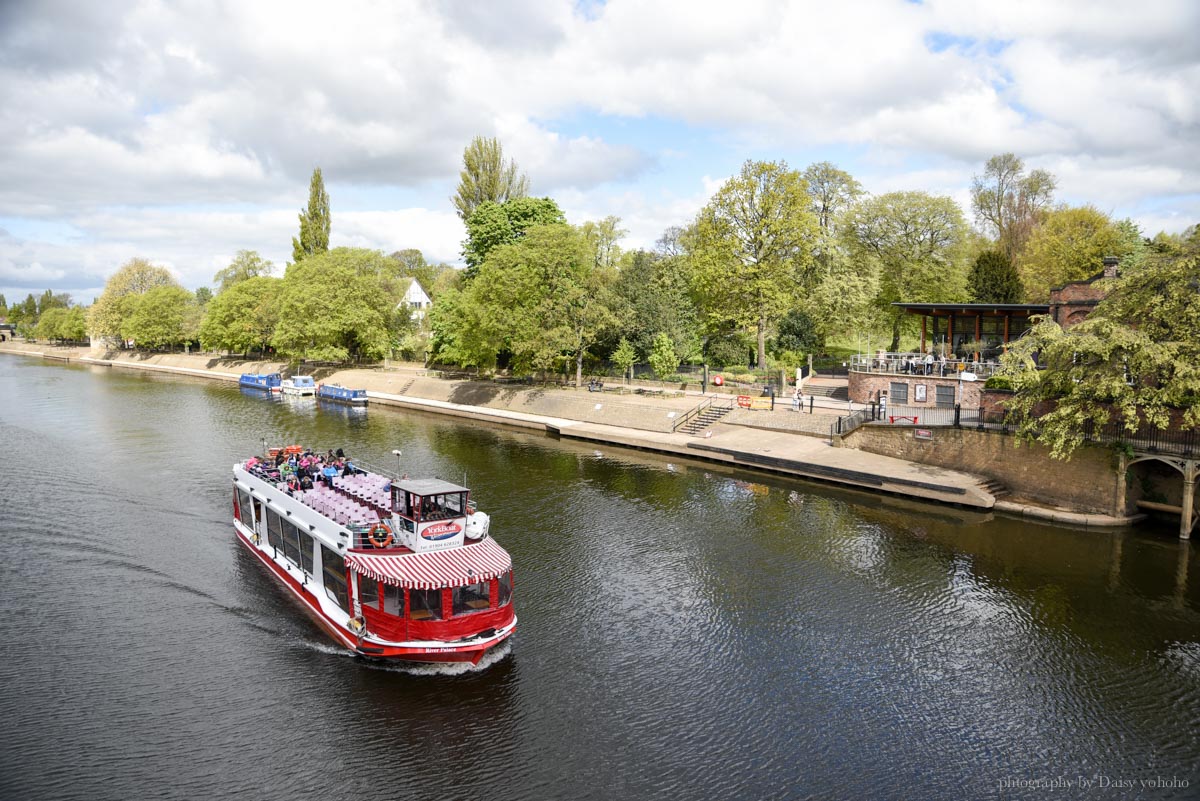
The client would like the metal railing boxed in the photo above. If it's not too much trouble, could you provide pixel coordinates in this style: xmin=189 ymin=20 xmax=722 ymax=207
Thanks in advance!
xmin=849 ymin=353 xmax=1005 ymax=379
xmin=850 ymin=404 xmax=1200 ymax=457
xmin=672 ymin=396 xmax=735 ymax=433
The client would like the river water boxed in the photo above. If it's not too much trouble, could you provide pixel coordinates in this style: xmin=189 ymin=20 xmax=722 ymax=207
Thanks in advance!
xmin=1 ymin=356 xmax=1197 ymax=800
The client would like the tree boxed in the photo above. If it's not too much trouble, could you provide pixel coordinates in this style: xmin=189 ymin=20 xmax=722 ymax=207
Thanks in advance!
xmin=214 ymin=250 xmax=275 ymax=293
xmin=35 ymin=307 xmax=69 ymax=341
xmin=613 ymin=250 xmax=699 ymax=363
xmin=580 ymin=216 xmax=628 ymax=271
xmin=655 ymin=226 xmax=685 ymax=257
xmin=1000 ymin=229 xmax=1200 ymax=459
xmin=1018 ymin=205 xmax=1140 ymax=301
xmin=120 ymin=285 xmax=192 ymax=349
xmin=273 ymin=248 xmax=411 ymax=361
xmin=803 ymin=161 xmax=863 ymax=236
xmin=38 ymin=290 xmax=70 ymax=315
xmin=843 ymin=191 xmax=971 ymax=350
xmin=968 ymin=250 xmax=1023 ymax=303
xmin=199 ymin=276 xmax=281 ymax=354
xmin=648 ymin=333 xmax=679 ymax=382
xmin=388 ymin=249 xmax=453 ymax=301
xmin=60 ymin=306 xmax=88 ymax=341
xmin=451 ymin=136 xmax=530 ymax=221
xmin=432 ymin=225 xmax=618 ymax=385
xmin=611 ymin=337 xmax=637 ymax=383
xmin=292 ymin=168 xmax=330 ymax=264
xmin=689 ymin=159 xmax=819 ymax=369
xmin=89 ymin=258 xmax=178 ymax=340
xmin=773 ymin=309 xmax=820 ymax=355
xmin=462 ymin=196 xmax=566 ymax=276
xmin=970 ymin=153 xmax=1056 ymax=262
xmin=193 ymin=286 xmax=213 ymax=306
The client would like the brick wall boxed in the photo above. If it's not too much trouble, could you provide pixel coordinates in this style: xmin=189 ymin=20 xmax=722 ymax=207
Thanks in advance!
xmin=845 ymin=425 xmax=1123 ymax=515
xmin=849 ymin=371 xmax=984 ymax=407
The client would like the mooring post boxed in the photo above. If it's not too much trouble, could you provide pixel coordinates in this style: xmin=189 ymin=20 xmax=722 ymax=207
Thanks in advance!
xmin=1180 ymin=461 xmax=1197 ymax=540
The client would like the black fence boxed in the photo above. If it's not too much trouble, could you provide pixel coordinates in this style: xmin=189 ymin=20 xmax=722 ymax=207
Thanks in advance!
xmin=832 ymin=404 xmax=1199 ymax=457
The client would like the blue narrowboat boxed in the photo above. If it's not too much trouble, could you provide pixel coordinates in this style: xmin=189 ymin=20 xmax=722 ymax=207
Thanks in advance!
xmin=239 ymin=373 xmax=282 ymax=392
xmin=317 ymin=383 xmax=369 ymax=405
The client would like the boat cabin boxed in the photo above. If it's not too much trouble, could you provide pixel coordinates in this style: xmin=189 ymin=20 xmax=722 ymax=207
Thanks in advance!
xmin=390 ymin=478 xmax=470 ymax=551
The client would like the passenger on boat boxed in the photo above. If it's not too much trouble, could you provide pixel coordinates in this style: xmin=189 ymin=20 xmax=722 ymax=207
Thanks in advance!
xmin=300 ymin=473 xmax=313 ymax=490
xmin=322 ymin=463 xmax=338 ymax=487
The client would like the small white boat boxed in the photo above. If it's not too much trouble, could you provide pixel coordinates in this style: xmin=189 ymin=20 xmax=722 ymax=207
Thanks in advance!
xmin=281 ymin=375 xmax=316 ymax=396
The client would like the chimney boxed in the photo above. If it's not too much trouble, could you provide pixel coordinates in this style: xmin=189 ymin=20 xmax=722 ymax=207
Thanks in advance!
xmin=1102 ymin=256 xmax=1119 ymax=279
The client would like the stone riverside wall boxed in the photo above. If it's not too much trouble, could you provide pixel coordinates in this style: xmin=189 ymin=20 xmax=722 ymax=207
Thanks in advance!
xmin=844 ymin=425 xmax=1124 ymax=516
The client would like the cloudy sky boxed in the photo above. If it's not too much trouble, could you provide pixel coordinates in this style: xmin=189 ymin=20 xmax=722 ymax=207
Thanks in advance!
xmin=2 ymin=0 xmax=1197 ymax=306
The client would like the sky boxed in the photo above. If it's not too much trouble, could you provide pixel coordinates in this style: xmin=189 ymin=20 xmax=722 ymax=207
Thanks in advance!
xmin=1 ymin=0 xmax=1198 ymax=306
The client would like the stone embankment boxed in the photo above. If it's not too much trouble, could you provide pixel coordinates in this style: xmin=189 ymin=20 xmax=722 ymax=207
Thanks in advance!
xmin=1 ymin=342 xmax=1138 ymax=528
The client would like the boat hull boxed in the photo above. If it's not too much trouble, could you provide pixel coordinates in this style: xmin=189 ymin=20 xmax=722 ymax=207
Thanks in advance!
xmin=233 ymin=522 xmax=514 ymax=664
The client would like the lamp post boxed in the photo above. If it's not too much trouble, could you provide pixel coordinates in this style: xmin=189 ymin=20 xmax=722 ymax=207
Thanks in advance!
xmin=392 ymin=449 xmax=402 ymax=478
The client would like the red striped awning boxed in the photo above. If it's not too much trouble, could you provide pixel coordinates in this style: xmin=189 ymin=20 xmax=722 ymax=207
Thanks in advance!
xmin=345 ymin=538 xmax=512 ymax=589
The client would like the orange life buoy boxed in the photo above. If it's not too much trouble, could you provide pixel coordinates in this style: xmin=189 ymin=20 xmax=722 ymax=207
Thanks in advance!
xmin=368 ymin=522 xmax=393 ymax=548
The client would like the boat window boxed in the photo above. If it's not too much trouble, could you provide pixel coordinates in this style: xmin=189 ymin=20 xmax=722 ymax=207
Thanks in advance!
xmin=383 ymin=584 xmax=402 ymax=615
xmin=265 ymin=509 xmax=284 ymax=552
xmin=392 ymin=490 xmax=411 ymax=518
xmin=282 ymin=521 xmax=302 ymax=566
xmin=452 ymin=581 xmax=490 ymax=616
xmin=297 ymin=530 xmax=315 ymax=575
xmin=497 ymin=571 xmax=512 ymax=607
xmin=321 ymin=548 xmax=349 ymax=612
xmin=444 ymin=493 xmax=463 ymax=516
xmin=358 ymin=576 xmax=379 ymax=609
xmin=238 ymin=489 xmax=255 ymax=528
xmin=409 ymin=588 xmax=443 ymax=621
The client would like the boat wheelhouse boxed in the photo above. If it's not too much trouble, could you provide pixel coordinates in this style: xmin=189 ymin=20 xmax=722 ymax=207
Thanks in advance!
xmin=281 ymin=375 xmax=316 ymax=396
xmin=231 ymin=448 xmax=515 ymax=664
xmin=239 ymin=373 xmax=282 ymax=392
xmin=317 ymin=383 xmax=368 ymax=405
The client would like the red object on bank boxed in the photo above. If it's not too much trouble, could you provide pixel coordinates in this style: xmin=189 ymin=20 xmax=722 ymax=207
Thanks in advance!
xmin=713 ymin=375 xmax=724 ymax=386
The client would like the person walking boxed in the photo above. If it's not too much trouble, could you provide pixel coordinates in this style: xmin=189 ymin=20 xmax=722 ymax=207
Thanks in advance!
xmin=792 ymin=385 xmax=801 ymax=412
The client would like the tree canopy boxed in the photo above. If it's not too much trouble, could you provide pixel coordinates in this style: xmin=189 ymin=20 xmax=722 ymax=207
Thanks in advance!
xmin=273 ymin=248 xmax=411 ymax=361
xmin=689 ymin=159 xmax=819 ymax=368
xmin=461 ymin=196 xmax=566 ymax=276
xmin=1017 ymin=205 xmax=1139 ymax=301
xmin=214 ymin=250 xmax=275 ymax=293
xmin=843 ymin=190 xmax=970 ymax=350
xmin=970 ymin=153 xmax=1056 ymax=263
xmin=89 ymin=258 xmax=178 ymax=340
xmin=968 ymin=250 xmax=1023 ymax=303
xmin=292 ymin=168 xmax=330 ymax=264
xmin=199 ymin=276 xmax=282 ymax=354
xmin=120 ymin=285 xmax=193 ymax=349
xmin=452 ymin=136 xmax=530 ymax=221
xmin=1000 ymin=228 xmax=1200 ymax=459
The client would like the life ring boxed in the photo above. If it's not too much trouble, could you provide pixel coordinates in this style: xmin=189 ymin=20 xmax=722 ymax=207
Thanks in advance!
xmin=368 ymin=522 xmax=393 ymax=548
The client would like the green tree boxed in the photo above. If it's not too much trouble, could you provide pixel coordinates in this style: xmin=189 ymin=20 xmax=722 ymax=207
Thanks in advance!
xmin=0 ymin=294 xmax=7 ymax=317
xmin=611 ymin=337 xmax=637 ymax=383
xmin=968 ymin=250 xmax=1023 ymax=303
xmin=214 ymin=250 xmax=275 ymax=293
xmin=388 ymin=249 xmax=454 ymax=302
xmin=803 ymin=161 xmax=864 ymax=238
xmin=1018 ymin=205 xmax=1139 ymax=301
xmin=613 ymin=250 xmax=700 ymax=363
xmin=462 ymin=196 xmax=566 ymax=276
xmin=292 ymin=168 xmax=331 ymax=264
xmin=199 ymin=276 xmax=281 ymax=354
xmin=451 ymin=136 xmax=530 ymax=221
xmin=35 ymin=307 xmax=68 ymax=341
xmin=843 ymin=191 xmax=971 ymax=350
xmin=194 ymin=286 xmax=213 ymax=306
xmin=648 ymin=332 xmax=679 ymax=382
xmin=580 ymin=216 xmax=628 ymax=271
xmin=9 ymin=293 xmax=39 ymax=333
xmin=1000 ymin=229 xmax=1200 ymax=458
xmin=37 ymin=289 xmax=70 ymax=315
xmin=970 ymin=153 xmax=1056 ymax=262
xmin=61 ymin=306 xmax=88 ymax=341
xmin=689 ymin=159 xmax=819 ymax=369
xmin=89 ymin=258 xmax=178 ymax=340
xmin=273 ymin=248 xmax=411 ymax=361
xmin=120 ymin=285 xmax=192 ymax=349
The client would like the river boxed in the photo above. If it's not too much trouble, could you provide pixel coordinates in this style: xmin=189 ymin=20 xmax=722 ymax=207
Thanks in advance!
xmin=1 ymin=356 xmax=1197 ymax=800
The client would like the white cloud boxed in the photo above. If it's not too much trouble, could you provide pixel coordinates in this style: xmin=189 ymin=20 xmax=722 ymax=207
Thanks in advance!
xmin=0 ymin=0 xmax=1197 ymax=298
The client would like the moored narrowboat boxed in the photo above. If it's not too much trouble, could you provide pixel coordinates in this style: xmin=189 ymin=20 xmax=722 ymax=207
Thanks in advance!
xmin=239 ymin=373 xmax=282 ymax=392
xmin=317 ymin=383 xmax=368 ymax=405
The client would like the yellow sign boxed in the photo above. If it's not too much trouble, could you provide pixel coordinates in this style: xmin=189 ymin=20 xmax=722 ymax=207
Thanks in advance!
xmin=749 ymin=397 xmax=773 ymax=410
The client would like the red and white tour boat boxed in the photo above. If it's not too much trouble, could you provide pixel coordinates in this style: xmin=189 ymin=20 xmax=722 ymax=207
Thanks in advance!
xmin=231 ymin=446 xmax=515 ymax=664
